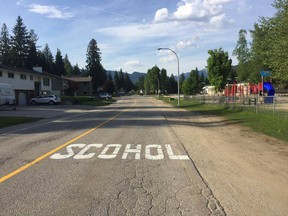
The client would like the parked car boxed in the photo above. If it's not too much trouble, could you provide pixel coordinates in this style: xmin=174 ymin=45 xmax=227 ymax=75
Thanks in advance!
xmin=98 ymin=93 xmax=112 ymax=99
xmin=30 ymin=95 xmax=61 ymax=105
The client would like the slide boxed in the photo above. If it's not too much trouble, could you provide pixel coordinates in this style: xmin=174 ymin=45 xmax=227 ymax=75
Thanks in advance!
xmin=263 ymin=82 xmax=275 ymax=103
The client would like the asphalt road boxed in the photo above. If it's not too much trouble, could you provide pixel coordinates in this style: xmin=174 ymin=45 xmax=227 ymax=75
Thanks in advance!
xmin=0 ymin=96 xmax=225 ymax=216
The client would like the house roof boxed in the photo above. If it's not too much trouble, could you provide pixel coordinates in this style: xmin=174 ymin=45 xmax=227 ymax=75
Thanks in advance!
xmin=0 ymin=64 xmax=46 ymax=76
xmin=64 ymin=76 xmax=92 ymax=82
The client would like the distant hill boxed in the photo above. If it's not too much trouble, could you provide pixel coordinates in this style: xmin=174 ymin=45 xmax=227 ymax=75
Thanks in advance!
xmin=182 ymin=68 xmax=208 ymax=79
xmin=106 ymin=68 xmax=208 ymax=84
xmin=106 ymin=70 xmax=146 ymax=84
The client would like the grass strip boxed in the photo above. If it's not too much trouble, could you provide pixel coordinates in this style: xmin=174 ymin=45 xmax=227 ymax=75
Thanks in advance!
xmin=0 ymin=117 xmax=42 ymax=129
xmin=160 ymin=97 xmax=288 ymax=142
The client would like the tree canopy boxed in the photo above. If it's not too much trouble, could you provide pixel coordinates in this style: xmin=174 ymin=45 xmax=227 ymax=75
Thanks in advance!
xmin=86 ymin=38 xmax=106 ymax=93
xmin=207 ymin=48 xmax=232 ymax=92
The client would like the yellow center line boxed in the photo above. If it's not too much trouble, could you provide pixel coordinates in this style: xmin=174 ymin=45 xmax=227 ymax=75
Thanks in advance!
xmin=0 ymin=101 xmax=136 ymax=184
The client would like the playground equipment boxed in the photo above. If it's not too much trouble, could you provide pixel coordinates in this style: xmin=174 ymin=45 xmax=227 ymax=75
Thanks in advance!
xmin=224 ymin=71 xmax=275 ymax=104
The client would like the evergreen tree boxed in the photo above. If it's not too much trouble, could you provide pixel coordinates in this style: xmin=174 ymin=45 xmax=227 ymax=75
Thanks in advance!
xmin=39 ymin=44 xmax=54 ymax=72
xmin=64 ymin=54 xmax=73 ymax=76
xmin=118 ymin=69 xmax=125 ymax=91
xmin=179 ymin=73 xmax=185 ymax=93
xmin=10 ymin=16 xmax=29 ymax=68
xmin=114 ymin=71 xmax=120 ymax=91
xmin=86 ymin=38 xmax=106 ymax=93
xmin=26 ymin=29 xmax=38 ymax=69
xmin=72 ymin=63 xmax=81 ymax=76
xmin=182 ymin=68 xmax=200 ymax=95
xmin=168 ymin=74 xmax=177 ymax=94
xmin=136 ymin=75 xmax=145 ymax=91
xmin=160 ymin=68 xmax=168 ymax=93
xmin=0 ymin=23 xmax=11 ymax=65
xmin=124 ymin=72 xmax=133 ymax=91
xmin=104 ymin=72 xmax=115 ymax=94
xmin=108 ymin=72 xmax=113 ymax=81
xmin=54 ymin=48 xmax=65 ymax=76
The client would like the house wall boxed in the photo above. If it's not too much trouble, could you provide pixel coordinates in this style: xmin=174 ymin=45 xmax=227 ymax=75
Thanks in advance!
xmin=0 ymin=67 xmax=52 ymax=105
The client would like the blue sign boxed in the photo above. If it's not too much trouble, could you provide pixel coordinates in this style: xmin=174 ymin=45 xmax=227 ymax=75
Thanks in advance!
xmin=260 ymin=71 xmax=271 ymax=77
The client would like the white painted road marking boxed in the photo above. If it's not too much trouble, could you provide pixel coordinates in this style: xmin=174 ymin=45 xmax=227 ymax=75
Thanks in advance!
xmin=50 ymin=143 xmax=190 ymax=160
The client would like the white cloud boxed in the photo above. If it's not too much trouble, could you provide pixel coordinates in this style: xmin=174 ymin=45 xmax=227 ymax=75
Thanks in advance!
xmin=173 ymin=0 xmax=223 ymax=21
xmin=159 ymin=55 xmax=177 ymax=63
xmin=176 ymin=36 xmax=200 ymax=49
xmin=124 ymin=60 xmax=142 ymax=67
xmin=204 ymin=0 xmax=232 ymax=5
xmin=154 ymin=8 xmax=169 ymax=22
xmin=157 ymin=50 xmax=177 ymax=63
xmin=28 ymin=4 xmax=73 ymax=19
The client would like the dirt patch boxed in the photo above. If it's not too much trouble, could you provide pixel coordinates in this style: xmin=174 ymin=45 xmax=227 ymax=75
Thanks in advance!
xmin=159 ymin=101 xmax=288 ymax=216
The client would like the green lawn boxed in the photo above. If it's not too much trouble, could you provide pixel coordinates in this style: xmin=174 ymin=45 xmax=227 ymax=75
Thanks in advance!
xmin=0 ymin=117 xmax=42 ymax=129
xmin=160 ymin=97 xmax=288 ymax=142
xmin=78 ymin=99 xmax=116 ymax=106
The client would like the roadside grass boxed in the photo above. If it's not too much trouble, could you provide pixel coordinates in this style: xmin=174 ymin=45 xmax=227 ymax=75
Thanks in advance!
xmin=0 ymin=117 xmax=42 ymax=129
xmin=61 ymin=96 xmax=116 ymax=106
xmin=78 ymin=99 xmax=116 ymax=106
xmin=160 ymin=97 xmax=288 ymax=142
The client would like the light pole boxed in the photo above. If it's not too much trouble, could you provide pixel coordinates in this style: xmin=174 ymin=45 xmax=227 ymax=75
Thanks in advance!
xmin=158 ymin=48 xmax=180 ymax=106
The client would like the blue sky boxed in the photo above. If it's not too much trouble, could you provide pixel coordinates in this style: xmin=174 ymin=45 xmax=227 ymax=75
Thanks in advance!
xmin=0 ymin=0 xmax=276 ymax=75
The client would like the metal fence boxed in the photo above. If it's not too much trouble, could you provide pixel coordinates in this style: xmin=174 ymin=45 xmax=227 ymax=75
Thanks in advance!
xmin=183 ymin=95 xmax=288 ymax=116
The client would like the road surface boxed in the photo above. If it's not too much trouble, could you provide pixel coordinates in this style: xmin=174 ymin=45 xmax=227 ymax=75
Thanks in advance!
xmin=0 ymin=96 xmax=287 ymax=216
xmin=0 ymin=97 xmax=224 ymax=216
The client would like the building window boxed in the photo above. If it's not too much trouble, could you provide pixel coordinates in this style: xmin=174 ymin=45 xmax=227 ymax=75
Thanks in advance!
xmin=8 ymin=72 xmax=14 ymax=78
xmin=0 ymin=70 xmax=2 ymax=77
xmin=43 ymin=77 xmax=50 ymax=86
xmin=20 ymin=74 xmax=27 ymax=80
xmin=30 ymin=75 xmax=33 ymax=81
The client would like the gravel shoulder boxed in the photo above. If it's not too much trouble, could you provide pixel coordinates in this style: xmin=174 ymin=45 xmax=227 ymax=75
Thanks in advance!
xmin=157 ymin=99 xmax=288 ymax=216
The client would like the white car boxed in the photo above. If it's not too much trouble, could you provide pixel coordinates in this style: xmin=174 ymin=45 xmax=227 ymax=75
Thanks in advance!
xmin=30 ymin=95 xmax=61 ymax=105
xmin=98 ymin=93 xmax=112 ymax=99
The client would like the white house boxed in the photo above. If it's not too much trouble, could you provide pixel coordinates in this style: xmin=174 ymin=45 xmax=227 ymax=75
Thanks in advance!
xmin=0 ymin=64 xmax=53 ymax=105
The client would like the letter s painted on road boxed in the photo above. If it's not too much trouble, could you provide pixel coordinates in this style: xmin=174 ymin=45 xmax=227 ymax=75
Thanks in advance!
xmin=50 ymin=144 xmax=86 ymax=159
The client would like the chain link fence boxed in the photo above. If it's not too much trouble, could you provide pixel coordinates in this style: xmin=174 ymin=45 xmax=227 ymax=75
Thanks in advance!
xmin=183 ymin=95 xmax=288 ymax=117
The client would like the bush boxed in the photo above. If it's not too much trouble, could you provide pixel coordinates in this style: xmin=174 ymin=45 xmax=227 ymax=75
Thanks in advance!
xmin=61 ymin=96 xmax=94 ymax=104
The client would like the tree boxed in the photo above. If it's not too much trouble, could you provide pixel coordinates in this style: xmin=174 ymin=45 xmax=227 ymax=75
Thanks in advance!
xmin=39 ymin=44 xmax=54 ymax=73
xmin=114 ymin=71 xmax=120 ymax=91
xmin=64 ymin=54 xmax=73 ymax=76
xmin=0 ymin=23 xmax=11 ymax=65
xmin=144 ymin=66 xmax=160 ymax=94
xmin=86 ymin=38 xmax=106 ymax=93
xmin=263 ymin=0 xmax=288 ymax=86
xmin=72 ymin=63 xmax=81 ymax=76
xmin=233 ymin=29 xmax=254 ymax=81
xmin=168 ymin=74 xmax=177 ymax=94
xmin=118 ymin=69 xmax=125 ymax=91
xmin=160 ymin=68 xmax=168 ymax=93
xmin=54 ymin=48 xmax=65 ymax=76
xmin=10 ymin=16 xmax=30 ymax=68
xmin=136 ymin=75 xmax=145 ymax=91
xmin=182 ymin=68 xmax=200 ymax=95
xmin=26 ymin=29 xmax=38 ymax=69
xmin=179 ymin=73 xmax=185 ymax=93
xmin=104 ymin=72 xmax=115 ymax=94
xmin=124 ymin=72 xmax=133 ymax=91
xmin=108 ymin=72 xmax=113 ymax=81
xmin=207 ymin=48 xmax=232 ymax=93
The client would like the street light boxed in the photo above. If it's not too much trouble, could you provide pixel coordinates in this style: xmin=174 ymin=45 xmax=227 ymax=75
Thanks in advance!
xmin=158 ymin=47 xmax=180 ymax=106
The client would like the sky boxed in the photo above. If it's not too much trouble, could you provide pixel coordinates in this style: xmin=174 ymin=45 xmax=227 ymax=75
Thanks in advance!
xmin=0 ymin=0 xmax=277 ymax=75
